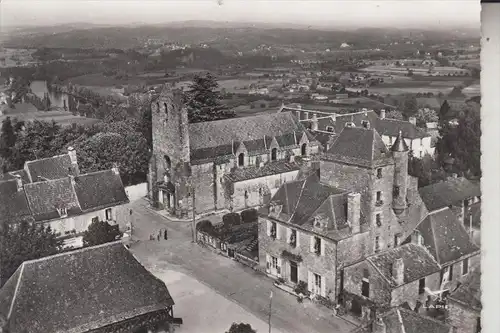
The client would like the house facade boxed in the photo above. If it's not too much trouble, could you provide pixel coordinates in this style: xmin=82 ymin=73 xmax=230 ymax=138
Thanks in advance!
xmin=148 ymin=85 xmax=321 ymax=218
xmin=258 ymin=128 xmax=429 ymax=303
xmin=280 ymin=105 xmax=435 ymax=157
xmin=0 ymin=242 xmax=182 ymax=333
xmin=0 ymin=147 xmax=130 ymax=248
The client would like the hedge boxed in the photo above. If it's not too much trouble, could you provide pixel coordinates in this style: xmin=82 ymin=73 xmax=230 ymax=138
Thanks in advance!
xmin=222 ymin=213 xmax=241 ymax=226
xmin=240 ymin=208 xmax=258 ymax=223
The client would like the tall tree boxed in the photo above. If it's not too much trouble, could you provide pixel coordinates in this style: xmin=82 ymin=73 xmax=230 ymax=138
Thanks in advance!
xmin=82 ymin=220 xmax=123 ymax=247
xmin=438 ymin=100 xmax=452 ymax=126
xmin=0 ymin=117 xmax=16 ymax=159
xmin=184 ymin=72 xmax=235 ymax=123
xmin=401 ymin=95 xmax=418 ymax=118
xmin=415 ymin=108 xmax=439 ymax=128
xmin=0 ymin=220 xmax=63 ymax=287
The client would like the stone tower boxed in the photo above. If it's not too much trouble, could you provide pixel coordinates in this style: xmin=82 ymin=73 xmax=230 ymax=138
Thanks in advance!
xmin=391 ymin=131 xmax=409 ymax=215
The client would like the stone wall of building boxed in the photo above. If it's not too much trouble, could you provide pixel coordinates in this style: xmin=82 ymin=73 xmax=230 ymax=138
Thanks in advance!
xmin=192 ymin=163 xmax=216 ymax=214
xmin=258 ymin=217 xmax=337 ymax=299
xmin=390 ymin=272 xmax=441 ymax=308
xmin=343 ymin=260 xmax=391 ymax=306
xmin=447 ymin=301 xmax=480 ymax=333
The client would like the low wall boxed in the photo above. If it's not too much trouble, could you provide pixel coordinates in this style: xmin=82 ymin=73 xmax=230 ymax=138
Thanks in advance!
xmin=125 ymin=182 xmax=148 ymax=202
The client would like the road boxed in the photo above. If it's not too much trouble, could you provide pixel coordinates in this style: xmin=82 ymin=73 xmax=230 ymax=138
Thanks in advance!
xmin=128 ymin=199 xmax=355 ymax=333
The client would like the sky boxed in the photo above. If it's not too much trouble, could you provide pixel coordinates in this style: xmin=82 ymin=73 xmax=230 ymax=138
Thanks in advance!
xmin=0 ymin=0 xmax=481 ymax=29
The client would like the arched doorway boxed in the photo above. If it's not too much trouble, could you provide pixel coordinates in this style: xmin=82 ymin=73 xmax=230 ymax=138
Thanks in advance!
xmin=271 ymin=148 xmax=278 ymax=161
xmin=238 ymin=153 xmax=245 ymax=167
xmin=301 ymin=143 xmax=307 ymax=156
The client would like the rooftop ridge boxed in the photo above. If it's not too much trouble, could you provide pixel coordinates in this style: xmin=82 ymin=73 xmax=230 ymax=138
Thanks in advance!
xmin=25 ymin=154 xmax=68 ymax=164
xmin=7 ymin=263 xmax=25 ymax=321
xmin=21 ymin=241 xmax=125 ymax=266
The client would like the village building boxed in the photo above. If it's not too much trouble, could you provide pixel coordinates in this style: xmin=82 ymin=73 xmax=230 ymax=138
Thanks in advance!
xmin=446 ymin=267 xmax=481 ymax=333
xmin=351 ymin=307 xmax=452 ymax=333
xmin=0 ymin=147 xmax=130 ymax=248
xmin=258 ymin=128 xmax=429 ymax=303
xmin=148 ymin=85 xmax=321 ymax=218
xmin=279 ymin=105 xmax=435 ymax=157
xmin=0 ymin=241 xmax=182 ymax=333
xmin=418 ymin=176 xmax=481 ymax=245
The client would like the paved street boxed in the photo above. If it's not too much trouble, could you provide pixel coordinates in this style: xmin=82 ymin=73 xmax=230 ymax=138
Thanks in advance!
xmin=128 ymin=199 xmax=355 ymax=333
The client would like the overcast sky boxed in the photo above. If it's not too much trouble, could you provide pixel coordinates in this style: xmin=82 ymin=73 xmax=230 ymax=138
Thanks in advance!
xmin=0 ymin=0 xmax=480 ymax=29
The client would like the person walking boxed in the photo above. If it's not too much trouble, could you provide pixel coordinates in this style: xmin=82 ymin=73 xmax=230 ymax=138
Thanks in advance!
xmin=164 ymin=228 xmax=168 ymax=240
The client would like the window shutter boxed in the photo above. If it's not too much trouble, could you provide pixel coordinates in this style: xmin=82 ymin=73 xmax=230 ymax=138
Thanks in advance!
xmin=296 ymin=230 xmax=300 ymax=247
xmin=286 ymin=227 xmax=290 ymax=243
xmin=321 ymin=238 xmax=325 ymax=256
xmin=276 ymin=224 xmax=281 ymax=240
xmin=321 ymin=275 xmax=326 ymax=297
xmin=310 ymin=236 xmax=314 ymax=252
xmin=267 ymin=221 xmax=271 ymax=236
xmin=308 ymin=271 xmax=313 ymax=292
xmin=277 ymin=258 xmax=282 ymax=276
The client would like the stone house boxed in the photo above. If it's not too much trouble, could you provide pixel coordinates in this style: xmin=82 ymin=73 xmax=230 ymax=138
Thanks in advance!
xmin=0 ymin=147 xmax=130 ymax=248
xmin=258 ymin=128 xmax=428 ymax=302
xmin=352 ymin=307 xmax=452 ymax=333
xmin=280 ymin=105 xmax=434 ymax=157
xmin=419 ymin=176 xmax=481 ymax=245
xmin=0 ymin=241 xmax=182 ymax=333
xmin=446 ymin=267 xmax=481 ymax=333
xmin=148 ymin=85 xmax=320 ymax=218
xmin=403 ymin=208 xmax=481 ymax=294
xmin=343 ymin=243 xmax=441 ymax=312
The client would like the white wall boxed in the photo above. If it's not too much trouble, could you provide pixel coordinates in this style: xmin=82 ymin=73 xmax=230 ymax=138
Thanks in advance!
xmin=125 ymin=182 xmax=148 ymax=202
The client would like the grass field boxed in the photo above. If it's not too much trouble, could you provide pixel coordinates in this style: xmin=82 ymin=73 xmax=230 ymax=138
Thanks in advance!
xmin=0 ymin=109 xmax=100 ymax=127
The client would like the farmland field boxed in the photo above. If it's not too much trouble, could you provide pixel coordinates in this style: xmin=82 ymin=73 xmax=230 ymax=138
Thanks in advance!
xmin=0 ymin=109 xmax=100 ymax=127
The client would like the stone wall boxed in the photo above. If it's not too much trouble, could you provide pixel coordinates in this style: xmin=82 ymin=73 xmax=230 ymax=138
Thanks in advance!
xmin=343 ymin=260 xmax=391 ymax=306
xmin=191 ymin=163 xmax=216 ymax=214
xmin=258 ymin=217 xmax=337 ymax=299
xmin=390 ymin=272 xmax=441 ymax=308
xmin=447 ymin=301 xmax=480 ymax=333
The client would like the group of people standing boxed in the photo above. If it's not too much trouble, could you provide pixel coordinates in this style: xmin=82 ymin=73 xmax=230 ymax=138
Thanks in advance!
xmin=150 ymin=228 xmax=168 ymax=241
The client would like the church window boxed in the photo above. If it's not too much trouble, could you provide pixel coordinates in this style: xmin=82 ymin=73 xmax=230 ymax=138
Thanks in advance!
xmin=301 ymin=143 xmax=307 ymax=156
xmin=156 ymin=102 xmax=160 ymax=113
xmin=377 ymin=168 xmax=383 ymax=179
xmin=393 ymin=185 xmax=400 ymax=197
xmin=244 ymin=190 xmax=249 ymax=199
xmin=163 ymin=102 xmax=168 ymax=116
xmin=271 ymin=148 xmax=278 ymax=161
xmin=164 ymin=155 xmax=171 ymax=170
xmin=238 ymin=153 xmax=245 ymax=167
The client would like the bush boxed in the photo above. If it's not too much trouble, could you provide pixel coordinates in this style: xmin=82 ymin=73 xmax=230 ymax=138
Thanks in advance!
xmin=240 ymin=208 xmax=258 ymax=223
xmin=222 ymin=213 xmax=241 ymax=227
xmin=196 ymin=220 xmax=213 ymax=233
xmin=294 ymin=280 xmax=310 ymax=296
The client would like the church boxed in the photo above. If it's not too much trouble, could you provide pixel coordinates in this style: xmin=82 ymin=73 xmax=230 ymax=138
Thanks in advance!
xmin=148 ymin=85 xmax=321 ymax=218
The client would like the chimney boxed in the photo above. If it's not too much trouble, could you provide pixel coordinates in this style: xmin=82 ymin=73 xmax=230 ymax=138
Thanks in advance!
xmin=347 ymin=193 xmax=361 ymax=233
xmin=392 ymin=258 xmax=405 ymax=285
xmin=363 ymin=121 xmax=370 ymax=129
xmin=15 ymin=174 xmax=23 ymax=191
xmin=296 ymin=110 xmax=301 ymax=120
xmin=380 ymin=109 xmax=386 ymax=119
xmin=331 ymin=114 xmax=337 ymax=122
xmin=409 ymin=117 xmax=416 ymax=126
xmin=311 ymin=114 xmax=319 ymax=131
xmin=111 ymin=163 xmax=120 ymax=175
xmin=372 ymin=316 xmax=386 ymax=333
xmin=296 ymin=104 xmax=302 ymax=110
xmin=67 ymin=146 xmax=79 ymax=176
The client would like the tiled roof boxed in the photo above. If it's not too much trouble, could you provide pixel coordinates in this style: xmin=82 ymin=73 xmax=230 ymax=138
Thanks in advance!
xmin=448 ymin=267 xmax=481 ymax=311
xmin=188 ymin=112 xmax=310 ymax=150
xmin=25 ymin=154 xmax=72 ymax=182
xmin=267 ymin=174 xmax=359 ymax=240
xmin=8 ymin=169 xmax=30 ymax=184
xmin=0 ymin=180 xmax=32 ymax=223
xmin=376 ymin=118 xmax=429 ymax=139
xmin=325 ymin=126 xmax=394 ymax=167
xmin=419 ymin=177 xmax=481 ymax=212
xmin=366 ymin=243 xmax=440 ymax=288
xmin=352 ymin=307 xmax=451 ymax=333
xmin=0 ymin=242 xmax=174 ymax=333
xmin=23 ymin=177 xmax=82 ymax=222
xmin=310 ymin=131 xmax=338 ymax=149
xmin=409 ymin=208 xmax=480 ymax=266
xmin=73 ymin=170 xmax=129 ymax=212
xmin=224 ymin=160 xmax=302 ymax=183
xmin=395 ymin=176 xmax=430 ymax=241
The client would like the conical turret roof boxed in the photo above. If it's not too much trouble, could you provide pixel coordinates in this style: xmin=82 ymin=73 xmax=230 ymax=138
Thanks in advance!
xmin=391 ymin=130 xmax=409 ymax=152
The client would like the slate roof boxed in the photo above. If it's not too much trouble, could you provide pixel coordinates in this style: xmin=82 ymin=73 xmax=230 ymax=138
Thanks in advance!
xmin=448 ymin=267 xmax=481 ymax=312
xmin=225 ymin=159 xmax=302 ymax=183
xmin=188 ymin=112 xmax=313 ymax=151
xmin=366 ymin=243 xmax=441 ymax=288
xmin=73 ymin=170 xmax=129 ymax=212
xmin=325 ymin=126 xmax=394 ymax=167
xmin=376 ymin=118 xmax=429 ymax=139
xmin=419 ymin=177 xmax=481 ymax=212
xmin=0 ymin=179 xmax=32 ymax=223
xmin=25 ymin=154 xmax=72 ymax=182
xmin=23 ymin=177 xmax=82 ymax=222
xmin=0 ymin=242 xmax=174 ymax=333
xmin=408 ymin=208 xmax=480 ymax=266
xmin=266 ymin=174 xmax=363 ymax=241
xmin=352 ymin=307 xmax=451 ymax=333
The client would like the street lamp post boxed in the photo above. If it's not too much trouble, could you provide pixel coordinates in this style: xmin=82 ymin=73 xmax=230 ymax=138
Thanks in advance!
xmin=191 ymin=189 xmax=196 ymax=243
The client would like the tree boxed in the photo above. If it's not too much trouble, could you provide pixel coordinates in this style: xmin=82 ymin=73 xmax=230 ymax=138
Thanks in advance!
xmin=415 ymin=108 xmax=439 ymax=128
xmin=226 ymin=323 xmax=257 ymax=333
xmin=438 ymin=100 xmax=452 ymax=126
xmin=0 ymin=220 xmax=63 ymax=287
xmin=408 ymin=153 xmax=447 ymax=187
xmin=0 ymin=117 xmax=16 ymax=159
xmin=184 ymin=72 xmax=235 ymax=123
xmin=385 ymin=110 xmax=404 ymax=120
xmin=82 ymin=220 xmax=122 ymax=247
xmin=402 ymin=95 xmax=418 ymax=118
